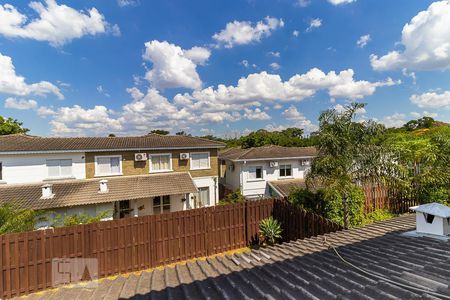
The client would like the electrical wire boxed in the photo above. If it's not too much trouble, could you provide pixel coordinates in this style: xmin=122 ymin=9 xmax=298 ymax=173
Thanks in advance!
xmin=322 ymin=236 xmax=450 ymax=300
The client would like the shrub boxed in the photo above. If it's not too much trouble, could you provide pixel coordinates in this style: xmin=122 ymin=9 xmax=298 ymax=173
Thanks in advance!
xmin=51 ymin=210 xmax=112 ymax=227
xmin=219 ymin=189 xmax=246 ymax=205
xmin=259 ymin=216 xmax=282 ymax=245
xmin=363 ymin=209 xmax=394 ymax=225
xmin=0 ymin=203 xmax=46 ymax=234
xmin=287 ymin=188 xmax=322 ymax=214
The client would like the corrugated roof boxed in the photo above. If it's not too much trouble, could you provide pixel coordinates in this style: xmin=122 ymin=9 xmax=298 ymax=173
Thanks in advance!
xmin=21 ymin=215 xmax=450 ymax=299
xmin=0 ymin=134 xmax=225 ymax=153
xmin=268 ymin=179 xmax=307 ymax=197
xmin=220 ymin=145 xmax=317 ymax=161
xmin=0 ymin=173 xmax=197 ymax=210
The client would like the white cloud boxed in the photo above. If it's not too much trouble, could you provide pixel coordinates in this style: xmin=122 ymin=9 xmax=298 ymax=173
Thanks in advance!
xmin=381 ymin=113 xmax=406 ymax=128
xmin=212 ymin=16 xmax=284 ymax=48
xmin=270 ymin=62 xmax=280 ymax=70
xmin=328 ymin=0 xmax=355 ymax=5
xmin=333 ymin=103 xmax=366 ymax=114
xmin=4 ymin=97 xmax=38 ymax=110
xmin=306 ymin=18 xmax=322 ymax=32
xmin=0 ymin=0 xmax=114 ymax=47
xmin=243 ymin=108 xmax=271 ymax=120
xmin=402 ymin=68 xmax=417 ymax=84
xmin=37 ymin=106 xmax=56 ymax=117
xmin=0 ymin=52 xmax=63 ymax=99
xmin=110 ymin=24 xmax=121 ymax=37
xmin=410 ymin=91 xmax=450 ymax=109
xmin=292 ymin=30 xmax=300 ymax=37
xmin=296 ymin=0 xmax=311 ymax=7
xmin=117 ymin=0 xmax=138 ymax=7
xmin=356 ymin=34 xmax=370 ymax=48
xmin=282 ymin=105 xmax=318 ymax=133
xmin=268 ymin=51 xmax=280 ymax=57
xmin=371 ymin=1 xmax=450 ymax=71
xmin=96 ymin=85 xmax=110 ymax=97
xmin=410 ymin=111 xmax=438 ymax=118
xmin=142 ymin=40 xmax=210 ymax=90
xmin=241 ymin=60 xmax=250 ymax=68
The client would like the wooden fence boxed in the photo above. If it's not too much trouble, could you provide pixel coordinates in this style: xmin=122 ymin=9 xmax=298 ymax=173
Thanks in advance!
xmin=0 ymin=199 xmax=341 ymax=298
xmin=362 ymin=185 xmax=419 ymax=214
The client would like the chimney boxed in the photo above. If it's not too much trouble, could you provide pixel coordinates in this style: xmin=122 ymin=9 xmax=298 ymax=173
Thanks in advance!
xmin=41 ymin=184 xmax=54 ymax=199
xmin=99 ymin=179 xmax=109 ymax=193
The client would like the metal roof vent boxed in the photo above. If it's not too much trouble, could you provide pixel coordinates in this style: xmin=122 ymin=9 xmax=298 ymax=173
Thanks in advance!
xmin=41 ymin=184 xmax=54 ymax=199
xmin=412 ymin=203 xmax=450 ymax=237
xmin=99 ymin=179 xmax=109 ymax=193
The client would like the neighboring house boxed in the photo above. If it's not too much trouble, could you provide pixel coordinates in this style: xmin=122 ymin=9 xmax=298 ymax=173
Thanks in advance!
xmin=219 ymin=146 xmax=317 ymax=199
xmin=0 ymin=134 xmax=224 ymax=225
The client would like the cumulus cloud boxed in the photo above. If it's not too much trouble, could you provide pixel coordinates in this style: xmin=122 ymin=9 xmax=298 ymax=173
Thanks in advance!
xmin=4 ymin=97 xmax=38 ymax=110
xmin=45 ymin=68 xmax=396 ymax=135
xmin=270 ymin=62 xmax=280 ymax=70
xmin=356 ymin=34 xmax=370 ymax=48
xmin=306 ymin=18 xmax=322 ymax=32
xmin=212 ymin=16 xmax=284 ymax=48
xmin=328 ymin=0 xmax=355 ymax=5
xmin=268 ymin=51 xmax=280 ymax=58
xmin=0 ymin=52 xmax=63 ymax=99
xmin=0 ymin=0 xmax=115 ymax=47
xmin=410 ymin=111 xmax=438 ymax=118
xmin=37 ymin=106 xmax=56 ymax=117
xmin=381 ymin=113 xmax=406 ymax=128
xmin=117 ymin=0 xmax=138 ymax=7
xmin=410 ymin=91 xmax=450 ymax=109
xmin=371 ymin=1 xmax=450 ymax=71
xmin=282 ymin=105 xmax=318 ymax=133
xmin=143 ymin=40 xmax=210 ymax=90
xmin=296 ymin=0 xmax=311 ymax=7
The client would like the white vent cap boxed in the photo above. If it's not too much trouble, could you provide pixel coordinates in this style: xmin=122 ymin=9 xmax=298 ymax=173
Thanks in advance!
xmin=99 ymin=179 xmax=109 ymax=193
xmin=412 ymin=203 xmax=450 ymax=218
xmin=41 ymin=184 xmax=54 ymax=199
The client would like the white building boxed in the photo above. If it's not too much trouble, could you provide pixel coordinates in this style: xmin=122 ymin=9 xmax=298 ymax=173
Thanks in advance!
xmin=219 ymin=146 xmax=317 ymax=199
xmin=413 ymin=203 xmax=450 ymax=236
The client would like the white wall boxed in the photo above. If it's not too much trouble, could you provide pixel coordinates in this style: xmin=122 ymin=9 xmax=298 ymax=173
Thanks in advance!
xmin=191 ymin=176 xmax=218 ymax=207
xmin=239 ymin=159 xmax=311 ymax=198
xmin=222 ymin=160 xmax=241 ymax=192
xmin=416 ymin=212 xmax=445 ymax=236
xmin=0 ymin=152 xmax=86 ymax=184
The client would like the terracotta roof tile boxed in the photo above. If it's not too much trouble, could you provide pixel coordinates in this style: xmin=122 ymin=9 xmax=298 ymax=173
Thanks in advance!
xmin=220 ymin=145 xmax=317 ymax=161
xmin=268 ymin=179 xmax=306 ymax=197
xmin=0 ymin=172 xmax=197 ymax=210
xmin=0 ymin=134 xmax=225 ymax=153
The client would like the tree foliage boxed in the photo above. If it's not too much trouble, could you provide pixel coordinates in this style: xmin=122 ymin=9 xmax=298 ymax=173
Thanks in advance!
xmin=51 ymin=210 xmax=112 ymax=227
xmin=149 ymin=130 xmax=170 ymax=135
xmin=0 ymin=203 xmax=45 ymax=234
xmin=0 ymin=116 xmax=29 ymax=135
xmin=219 ymin=189 xmax=246 ymax=205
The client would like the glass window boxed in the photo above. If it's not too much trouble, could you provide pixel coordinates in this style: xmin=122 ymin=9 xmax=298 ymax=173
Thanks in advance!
xmin=191 ymin=152 xmax=210 ymax=170
xmin=153 ymin=195 xmax=171 ymax=214
xmin=95 ymin=156 xmax=122 ymax=176
xmin=150 ymin=154 xmax=171 ymax=172
xmin=0 ymin=162 xmax=3 ymax=180
xmin=46 ymin=159 xmax=73 ymax=178
xmin=199 ymin=187 xmax=210 ymax=207
xmin=248 ymin=166 xmax=263 ymax=180
xmin=280 ymin=164 xmax=292 ymax=177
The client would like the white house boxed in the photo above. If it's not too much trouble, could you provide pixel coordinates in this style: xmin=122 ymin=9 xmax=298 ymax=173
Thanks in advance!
xmin=219 ymin=146 xmax=317 ymax=199
xmin=412 ymin=203 xmax=450 ymax=236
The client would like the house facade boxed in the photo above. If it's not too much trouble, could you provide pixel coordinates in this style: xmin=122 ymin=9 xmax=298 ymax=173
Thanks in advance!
xmin=219 ymin=146 xmax=317 ymax=199
xmin=0 ymin=134 xmax=224 ymax=225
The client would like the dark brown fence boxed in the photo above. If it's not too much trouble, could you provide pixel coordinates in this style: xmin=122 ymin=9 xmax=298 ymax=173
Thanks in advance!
xmin=362 ymin=185 xmax=419 ymax=214
xmin=0 ymin=199 xmax=341 ymax=298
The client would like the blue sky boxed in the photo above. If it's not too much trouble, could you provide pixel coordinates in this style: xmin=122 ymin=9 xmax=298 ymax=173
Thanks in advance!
xmin=0 ymin=0 xmax=449 ymax=137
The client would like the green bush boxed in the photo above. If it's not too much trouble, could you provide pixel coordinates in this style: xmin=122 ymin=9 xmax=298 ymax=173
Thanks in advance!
xmin=287 ymin=188 xmax=323 ymax=214
xmin=219 ymin=189 xmax=246 ymax=205
xmin=419 ymin=187 xmax=450 ymax=205
xmin=0 ymin=203 xmax=46 ymax=234
xmin=259 ymin=216 xmax=282 ymax=245
xmin=51 ymin=210 xmax=112 ymax=227
xmin=363 ymin=209 xmax=394 ymax=225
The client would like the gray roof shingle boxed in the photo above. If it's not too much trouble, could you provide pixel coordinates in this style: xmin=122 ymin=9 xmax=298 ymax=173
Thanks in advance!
xmin=220 ymin=145 xmax=317 ymax=161
xmin=0 ymin=134 xmax=225 ymax=153
xmin=19 ymin=214 xmax=450 ymax=299
xmin=0 ymin=172 xmax=197 ymax=210
xmin=268 ymin=179 xmax=307 ymax=197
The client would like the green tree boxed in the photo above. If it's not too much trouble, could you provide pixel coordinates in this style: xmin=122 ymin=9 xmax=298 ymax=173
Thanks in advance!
xmin=175 ymin=131 xmax=191 ymax=136
xmin=0 ymin=116 xmax=29 ymax=135
xmin=0 ymin=203 xmax=44 ymax=234
xmin=149 ymin=130 xmax=170 ymax=135
xmin=307 ymin=103 xmax=397 ymax=227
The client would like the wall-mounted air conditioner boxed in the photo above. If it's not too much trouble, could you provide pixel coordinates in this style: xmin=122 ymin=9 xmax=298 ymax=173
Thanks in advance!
xmin=134 ymin=153 xmax=148 ymax=161
xmin=180 ymin=153 xmax=190 ymax=160
xmin=300 ymin=159 xmax=311 ymax=166
xmin=269 ymin=161 xmax=278 ymax=168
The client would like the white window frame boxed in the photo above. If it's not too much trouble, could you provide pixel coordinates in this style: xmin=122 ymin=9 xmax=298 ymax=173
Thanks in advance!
xmin=190 ymin=152 xmax=211 ymax=170
xmin=0 ymin=161 xmax=3 ymax=181
xmin=149 ymin=153 xmax=173 ymax=173
xmin=94 ymin=155 xmax=123 ymax=177
xmin=247 ymin=166 xmax=264 ymax=182
xmin=46 ymin=159 xmax=73 ymax=179
xmin=279 ymin=164 xmax=293 ymax=178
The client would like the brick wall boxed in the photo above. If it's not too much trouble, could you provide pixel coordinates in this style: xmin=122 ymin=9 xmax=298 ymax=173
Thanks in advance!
xmin=85 ymin=149 xmax=219 ymax=178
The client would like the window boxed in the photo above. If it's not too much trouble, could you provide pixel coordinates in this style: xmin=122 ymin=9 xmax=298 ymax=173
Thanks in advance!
xmin=0 ymin=162 xmax=2 ymax=180
xmin=190 ymin=152 xmax=210 ymax=170
xmin=248 ymin=166 xmax=263 ymax=181
xmin=116 ymin=200 xmax=133 ymax=218
xmin=153 ymin=196 xmax=170 ymax=214
xmin=150 ymin=154 xmax=172 ymax=172
xmin=46 ymin=159 xmax=73 ymax=178
xmin=279 ymin=164 xmax=292 ymax=177
xmin=194 ymin=187 xmax=210 ymax=208
xmin=95 ymin=156 xmax=121 ymax=176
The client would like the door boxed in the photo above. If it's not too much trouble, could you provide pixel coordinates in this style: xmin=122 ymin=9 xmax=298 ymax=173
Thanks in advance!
xmin=194 ymin=187 xmax=210 ymax=208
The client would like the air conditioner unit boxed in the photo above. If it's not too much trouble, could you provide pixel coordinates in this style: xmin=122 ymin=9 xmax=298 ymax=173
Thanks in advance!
xmin=300 ymin=159 xmax=311 ymax=166
xmin=134 ymin=153 xmax=148 ymax=161
xmin=269 ymin=161 xmax=279 ymax=168
xmin=180 ymin=153 xmax=190 ymax=160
